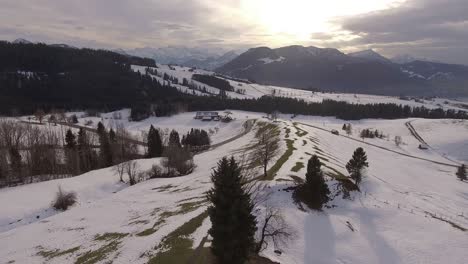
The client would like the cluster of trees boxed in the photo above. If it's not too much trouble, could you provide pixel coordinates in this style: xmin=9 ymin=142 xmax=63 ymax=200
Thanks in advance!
xmin=293 ymin=147 xmax=369 ymax=210
xmin=129 ymin=101 xmax=186 ymax=121
xmin=192 ymin=74 xmax=234 ymax=92
xmin=456 ymin=164 xmax=467 ymax=181
xmin=64 ymin=122 xmax=139 ymax=177
xmin=0 ymin=120 xmax=69 ymax=186
xmin=146 ymin=127 xmax=199 ymax=177
xmin=181 ymin=128 xmax=210 ymax=149
xmin=163 ymin=72 xmax=179 ymax=84
xmin=342 ymin=123 xmax=352 ymax=135
xmin=0 ymin=117 xmax=144 ymax=187
xmin=360 ymin=129 xmax=384 ymax=139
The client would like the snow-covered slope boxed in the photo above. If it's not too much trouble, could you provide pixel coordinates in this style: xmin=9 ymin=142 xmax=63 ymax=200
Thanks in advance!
xmin=1 ymin=110 xmax=467 ymax=263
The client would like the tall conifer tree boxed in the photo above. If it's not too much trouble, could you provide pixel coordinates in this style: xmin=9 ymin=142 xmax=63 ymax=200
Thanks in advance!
xmin=207 ymin=157 xmax=257 ymax=264
xmin=346 ymin=147 xmax=369 ymax=186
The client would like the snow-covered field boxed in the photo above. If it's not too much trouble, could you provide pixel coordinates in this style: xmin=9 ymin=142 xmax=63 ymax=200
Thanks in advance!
xmin=1 ymin=109 xmax=467 ymax=264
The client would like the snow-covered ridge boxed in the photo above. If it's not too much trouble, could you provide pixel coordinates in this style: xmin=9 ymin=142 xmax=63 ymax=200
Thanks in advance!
xmin=258 ymin=56 xmax=285 ymax=64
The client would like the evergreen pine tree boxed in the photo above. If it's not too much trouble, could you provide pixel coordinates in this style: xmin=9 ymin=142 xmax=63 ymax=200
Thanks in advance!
xmin=456 ymin=164 xmax=467 ymax=181
xmin=168 ymin=130 xmax=181 ymax=148
xmin=109 ymin=128 xmax=116 ymax=143
xmin=207 ymin=157 xmax=257 ymax=264
xmin=147 ymin=125 xmax=163 ymax=158
xmin=78 ymin=128 xmax=91 ymax=172
xmin=9 ymin=147 xmax=22 ymax=179
xmin=97 ymin=122 xmax=113 ymax=167
xmin=64 ymin=129 xmax=78 ymax=174
xmin=346 ymin=147 xmax=369 ymax=186
xmin=71 ymin=114 xmax=79 ymax=124
xmin=65 ymin=129 xmax=76 ymax=149
xmin=305 ymin=155 xmax=330 ymax=209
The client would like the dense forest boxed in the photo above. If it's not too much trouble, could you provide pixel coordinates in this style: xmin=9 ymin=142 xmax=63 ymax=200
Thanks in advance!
xmin=192 ymin=74 xmax=234 ymax=91
xmin=0 ymin=42 xmax=178 ymax=114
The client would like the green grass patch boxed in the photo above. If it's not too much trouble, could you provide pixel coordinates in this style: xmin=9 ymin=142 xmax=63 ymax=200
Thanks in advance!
xmin=255 ymin=122 xmax=280 ymax=138
xmin=75 ymin=240 xmax=121 ymax=264
xmin=152 ymin=184 xmax=175 ymax=192
xmin=177 ymin=195 xmax=206 ymax=203
xmin=148 ymin=211 xmax=209 ymax=264
xmin=169 ymin=186 xmax=195 ymax=193
xmin=284 ymin=127 xmax=291 ymax=138
xmin=94 ymin=233 xmax=128 ymax=242
xmin=291 ymin=162 xmax=305 ymax=172
xmin=261 ymin=139 xmax=296 ymax=181
xmin=75 ymin=232 xmax=128 ymax=264
xmin=136 ymin=228 xmax=158 ymax=237
xmin=138 ymin=200 xmax=207 ymax=237
xmin=129 ymin=219 xmax=150 ymax=226
xmin=292 ymin=123 xmax=308 ymax=137
xmin=36 ymin=246 xmax=80 ymax=260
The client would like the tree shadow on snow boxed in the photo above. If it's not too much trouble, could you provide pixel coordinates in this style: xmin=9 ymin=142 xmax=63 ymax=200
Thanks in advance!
xmin=355 ymin=207 xmax=401 ymax=264
xmin=304 ymin=212 xmax=335 ymax=264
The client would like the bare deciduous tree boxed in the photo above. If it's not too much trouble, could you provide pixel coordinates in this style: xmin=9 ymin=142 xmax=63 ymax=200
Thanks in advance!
xmin=113 ymin=162 xmax=126 ymax=183
xmin=34 ymin=109 xmax=46 ymax=124
xmin=125 ymin=160 xmax=140 ymax=186
xmin=252 ymin=129 xmax=280 ymax=178
xmin=256 ymin=205 xmax=293 ymax=253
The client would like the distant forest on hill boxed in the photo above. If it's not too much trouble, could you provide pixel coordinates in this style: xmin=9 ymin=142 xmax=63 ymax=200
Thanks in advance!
xmin=0 ymin=42 xmax=466 ymax=121
xmin=0 ymin=42 xmax=179 ymax=114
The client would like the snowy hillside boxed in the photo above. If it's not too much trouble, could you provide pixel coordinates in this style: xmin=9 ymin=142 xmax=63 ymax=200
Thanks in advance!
xmin=1 ymin=109 xmax=467 ymax=263
xmin=132 ymin=64 xmax=468 ymax=112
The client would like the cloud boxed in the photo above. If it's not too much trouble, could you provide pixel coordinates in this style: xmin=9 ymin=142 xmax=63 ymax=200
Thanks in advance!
xmin=1 ymin=0 xmax=467 ymax=64
xmin=0 ymin=0 xmax=258 ymax=49
xmin=335 ymin=0 xmax=468 ymax=64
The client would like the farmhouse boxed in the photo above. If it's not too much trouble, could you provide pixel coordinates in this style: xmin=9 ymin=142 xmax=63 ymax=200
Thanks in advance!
xmin=194 ymin=111 xmax=220 ymax=121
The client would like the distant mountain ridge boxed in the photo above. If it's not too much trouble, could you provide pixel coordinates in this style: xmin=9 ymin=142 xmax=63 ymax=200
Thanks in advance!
xmin=217 ymin=45 xmax=468 ymax=96
xmin=348 ymin=49 xmax=392 ymax=64
xmin=122 ymin=46 xmax=240 ymax=70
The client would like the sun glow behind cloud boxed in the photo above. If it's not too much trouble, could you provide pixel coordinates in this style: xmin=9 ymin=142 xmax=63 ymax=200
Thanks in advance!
xmin=240 ymin=0 xmax=406 ymax=46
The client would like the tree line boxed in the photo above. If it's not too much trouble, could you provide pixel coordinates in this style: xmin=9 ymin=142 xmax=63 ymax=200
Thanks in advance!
xmin=192 ymin=74 xmax=234 ymax=92
xmin=183 ymin=96 xmax=468 ymax=120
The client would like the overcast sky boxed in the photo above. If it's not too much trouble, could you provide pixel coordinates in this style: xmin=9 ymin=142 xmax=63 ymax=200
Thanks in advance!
xmin=1 ymin=0 xmax=467 ymax=64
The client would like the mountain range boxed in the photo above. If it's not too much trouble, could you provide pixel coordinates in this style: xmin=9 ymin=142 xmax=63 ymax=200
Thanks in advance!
xmin=217 ymin=45 xmax=468 ymax=96
xmin=121 ymin=46 xmax=240 ymax=70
